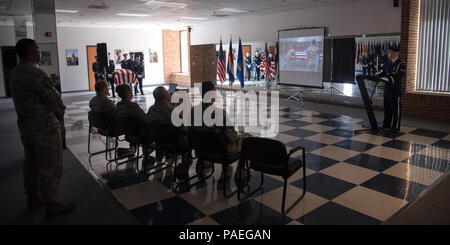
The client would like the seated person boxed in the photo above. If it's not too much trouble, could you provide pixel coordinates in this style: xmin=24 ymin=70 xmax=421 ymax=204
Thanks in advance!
xmin=89 ymin=80 xmax=116 ymax=121
xmin=115 ymin=84 xmax=150 ymax=154
xmin=147 ymin=86 xmax=190 ymax=175
xmin=191 ymin=81 xmax=250 ymax=185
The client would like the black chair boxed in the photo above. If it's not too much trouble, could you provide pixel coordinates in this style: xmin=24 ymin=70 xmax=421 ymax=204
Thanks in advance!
xmin=88 ymin=111 xmax=117 ymax=168
xmin=112 ymin=115 xmax=147 ymax=170
xmin=237 ymin=137 xmax=306 ymax=214
xmin=150 ymin=122 xmax=211 ymax=192
xmin=189 ymin=128 xmax=241 ymax=197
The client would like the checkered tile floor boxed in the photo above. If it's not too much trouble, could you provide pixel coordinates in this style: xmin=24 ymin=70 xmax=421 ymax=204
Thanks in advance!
xmin=63 ymin=92 xmax=450 ymax=225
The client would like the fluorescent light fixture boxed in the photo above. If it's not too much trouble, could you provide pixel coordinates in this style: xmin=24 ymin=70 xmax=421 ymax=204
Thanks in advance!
xmin=180 ymin=17 xmax=207 ymax=21
xmin=55 ymin=9 xmax=79 ymax=13
xmin=116 ymin=13 xmax=150 ymax=17
xmin=217 ymin=7 xmax=248 ymax=13
xmin=143 ymin=0 xmax=187 ymax=8
xmin=0 ymin=6 xmax=8 ymax=10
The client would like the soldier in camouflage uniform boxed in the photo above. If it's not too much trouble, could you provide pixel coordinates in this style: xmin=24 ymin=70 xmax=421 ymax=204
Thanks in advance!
xmin=89 ymin=80 xmax=116 ymax=122
xmin=190 ymin=81 xmax=250 ymax=185
xmin=9 ymin=38 xmax=73 ymax=217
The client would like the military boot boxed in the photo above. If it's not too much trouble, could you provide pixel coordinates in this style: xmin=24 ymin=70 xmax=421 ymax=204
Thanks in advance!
xmin=46 ymin=201 xmax=74 ymax=218
xmin=27 ymin=195 xmax=43 ymax=209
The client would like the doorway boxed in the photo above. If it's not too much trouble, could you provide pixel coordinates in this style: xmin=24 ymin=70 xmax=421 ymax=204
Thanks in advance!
xmin=86 ymin=45 xmax=97 ymax=91
xmin=242 ymin=45 xmax=251 ymax=57
xmin=1 ymin=46 xmax=18 ymax=98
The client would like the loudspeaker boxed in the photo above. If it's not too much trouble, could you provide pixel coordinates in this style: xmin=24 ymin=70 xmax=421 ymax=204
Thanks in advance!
xmin=96 ymin=43 xmax=107 ymax=68
xmin=394 ymin=0 xmax=399 ymax=7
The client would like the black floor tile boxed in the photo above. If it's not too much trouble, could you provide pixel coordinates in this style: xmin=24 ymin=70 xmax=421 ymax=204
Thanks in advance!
xmin=333 ymin=139 xmax=377 ymax=152
xmin=314 ymin=113 xmax=340 ymax=119
xmin=210 ymin=199 xmax=292 ymax=225
xmin=304 ymin=153 xmax=340 ymax=171
xmin=323 ymin=129 xmax=355 ymax=138
xmin=405 ymin=154 xmax=450 ymax=173
xmin=298 ymin=202 xmax=381 ymax=225
xmin=344 ymin=153 xmax=398 ymax=172
xmin=319 ymin=120 xmax=352 ymax=128
xmin=381 ymin=140 xmax=427 ymax=153
xmin=243 ymin=174 xmax=284 ymax=198
xmin=431 ymin=140 xmax=450 ymax=150
xmin=282 ymin=120 xmax=311 ymax=128
xmin=369 ymin=130 xmax=404 ymax=138
xmin=130 ymin=196 xmax=205 ymax=225
xmin=409 ymin=129 xmax=448 ymax=139
xmin=291 ymin=173 xmax=356 ymax=200
xmin=361 ymin=173 xmax=428 ymax=202
xmin=286 ymin=139 xmax=327 ymax=152
xmin=284 ymin=128 xmax=319 ymax=138
xmin=280 ymin=114 xmax=304 ymax=120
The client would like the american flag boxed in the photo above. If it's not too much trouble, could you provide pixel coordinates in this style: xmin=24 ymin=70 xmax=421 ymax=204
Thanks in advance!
xmin=269 ymin=61 xmax=277 ymax=80
xmin=217 ymin=39 xmax=226 ymax=83
xmin=113 ymin=69 xmax=138 ymax=88
xmin=264 ymin=43 xmax=270 ymax=80
xmin=260 ymin=52 xmax=266 ymax=74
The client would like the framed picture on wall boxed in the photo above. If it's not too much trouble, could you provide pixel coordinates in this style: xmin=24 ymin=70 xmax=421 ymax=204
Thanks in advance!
xmin=66 ymin=49 xmax=79 ymax=66
xmin=39 ymin=51 xmax=52 ymax=66
xmin=149 ymin=49 xmax=158 ymax=63
xmin=114 ymin=48 xmax=125 ymax=64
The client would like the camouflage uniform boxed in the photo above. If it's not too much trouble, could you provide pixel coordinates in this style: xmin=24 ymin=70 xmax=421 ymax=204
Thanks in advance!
xmin=191 ymin=103 xmax=242 ymax=154
xmin=9 ymin=61 xmax=66 ymax=203
xmin=89 ymin=95 xmax=116 ymax=122
xmin=116 ymin=100 xmax=148 ymax=126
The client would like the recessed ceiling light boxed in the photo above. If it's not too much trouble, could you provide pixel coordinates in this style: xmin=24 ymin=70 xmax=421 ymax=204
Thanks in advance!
xmin=143 ymin=1 xmax=187 ymax=8
xmin=217 ymin=8 xmax=248 ymax=13
xmin=116 ymin=13 xmax=150 ymax=17
xmin=55 ymin=9 xmax=79 ymax=13
xmin=180 ymin=17 xmax=207 ymax=21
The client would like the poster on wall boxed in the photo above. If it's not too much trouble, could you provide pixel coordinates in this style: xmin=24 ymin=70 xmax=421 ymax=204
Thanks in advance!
xmin=39 ymin=51 xmax=52 ymax=66
xmin=66 ymin=49 xmax=79 ymax=66
xmin=130 ymin=51 xmax=144 ymax=63
xmin=149 ymin=49 xmax=158 ymax=63
xmin=114 ymin=49 xmax=125 ymax=64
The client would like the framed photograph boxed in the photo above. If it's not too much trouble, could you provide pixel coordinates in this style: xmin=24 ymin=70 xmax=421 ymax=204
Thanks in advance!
xmin=149 ymin=49 xmax=158 ymax=63
xmin=39 ymin=51 xmax=52 ymax=66
xmin=114 ymin=49 xmax=125 ymax=64
xmin=66 ymin=49 xmax=79 ymax=66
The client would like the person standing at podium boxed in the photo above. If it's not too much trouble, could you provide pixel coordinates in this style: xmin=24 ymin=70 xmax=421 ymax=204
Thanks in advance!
xmin=377 ymin=46 xmax=406 ymax=131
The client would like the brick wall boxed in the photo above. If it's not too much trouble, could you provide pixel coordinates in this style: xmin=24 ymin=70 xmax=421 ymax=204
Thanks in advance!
xmin=162 ymin=29 xmax=190 ymax=86
xmin=401 ymin=0 xmax=450 ymax=119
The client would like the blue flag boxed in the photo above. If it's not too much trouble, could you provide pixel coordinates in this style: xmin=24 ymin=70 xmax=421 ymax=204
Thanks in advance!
xmin=227 ymin=39 xmax=235 ymax=85
xmin=236 ymin=38 xmax=244 ymax=88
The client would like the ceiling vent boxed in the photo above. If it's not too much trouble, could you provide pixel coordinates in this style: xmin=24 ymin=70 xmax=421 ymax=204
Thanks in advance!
xmin=212 ymin=12 xmax=228 ymax=17
xmin=87 ymin=3 xmax=109 ymax=10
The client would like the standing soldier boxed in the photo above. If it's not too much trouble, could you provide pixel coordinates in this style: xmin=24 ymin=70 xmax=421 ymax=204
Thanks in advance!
xmin=376 ymin=46 xmax=406 ymax=131
xmin=244 ymin=52 xmax=252 ymax=81
xmin=106 ymin=52 xmax=116 ymax=97
xmin=252 ymin=51 xmax=262 ymax=81
xmin=9 ymin=38 xmax=74 ymax=217
xmin=92 ymin=56 xmax=104 ymax=82
xmin=126 ymin=53 xmax=136 ymax=71
xmin=133 ymin=56 xmax=145 ymax=95
xmin=120 ymin=53 xmax=128 ymax=69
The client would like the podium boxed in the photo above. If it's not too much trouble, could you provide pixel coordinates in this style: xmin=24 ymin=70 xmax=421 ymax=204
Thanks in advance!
xmin=355 ymin=75 xmax=385 ymax=133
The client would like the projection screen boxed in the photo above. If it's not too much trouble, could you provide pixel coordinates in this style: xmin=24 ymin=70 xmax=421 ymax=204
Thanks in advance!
xmin=278 ymin=27 xmax=325 ymax=88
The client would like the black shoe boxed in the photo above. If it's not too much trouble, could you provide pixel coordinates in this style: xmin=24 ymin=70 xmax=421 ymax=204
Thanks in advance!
xmin=27 ymin=195 xmax=43 ymax=210
xmin=46 ymin=201 xmax=74 ymax=218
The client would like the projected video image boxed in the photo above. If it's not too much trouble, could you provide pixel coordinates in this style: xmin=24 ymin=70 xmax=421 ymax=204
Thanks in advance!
xmin=280 ymin=36 xmax=323 ymax=72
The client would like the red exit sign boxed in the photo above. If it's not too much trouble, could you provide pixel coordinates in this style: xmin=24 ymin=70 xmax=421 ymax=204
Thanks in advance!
xmin=45 ymin=32 xmax=52 ymax=37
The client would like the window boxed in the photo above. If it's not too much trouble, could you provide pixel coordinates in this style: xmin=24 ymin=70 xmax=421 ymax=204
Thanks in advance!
xmin=416 ymin=0 xmax=450 ymax=93
xmin=180 ymin=30 xmax=189 ymax=73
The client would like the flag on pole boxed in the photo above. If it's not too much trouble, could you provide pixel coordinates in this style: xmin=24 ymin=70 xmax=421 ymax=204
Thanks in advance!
xmin=264 ymin=42 xmax=270 ymax=81
xmin=236 ymin=38 xmax=244 ymax=88
xmin=217 ymin=39 xmax=226 ymax=84
xmin=227 ymin=38 xmax=235 ymax=85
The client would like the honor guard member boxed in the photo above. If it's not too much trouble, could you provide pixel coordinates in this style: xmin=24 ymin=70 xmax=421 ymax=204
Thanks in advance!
xmin=92 ymin=56 xmax=104 ymax=82
xmin=120 ymin=53 xmax=128 ymax=69
xmin=9 ymin=38 xmax=74 ymax=217
xmin=126 ymin=53 xmax=136 ymax=71
xmin=133 ymin=56 xmax=145 ymax=95
xmin=367 ymin=50 xmax=377 ymax=76
xmin=244 ymin=52 xmax=252 ymax=81
xmin=106 ymin=52 xmax=116 ymax=97
xmin=376 ymin=46 xmax=406 ymax=131
xmin=252 ymin=51 xmax=262 ymax=81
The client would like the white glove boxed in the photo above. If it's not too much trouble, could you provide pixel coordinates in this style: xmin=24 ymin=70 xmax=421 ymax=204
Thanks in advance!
xmin=137 ymin=75 xmax=143 ymax=78
xmin=107 ymin=74 xmax=113 ymax=78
